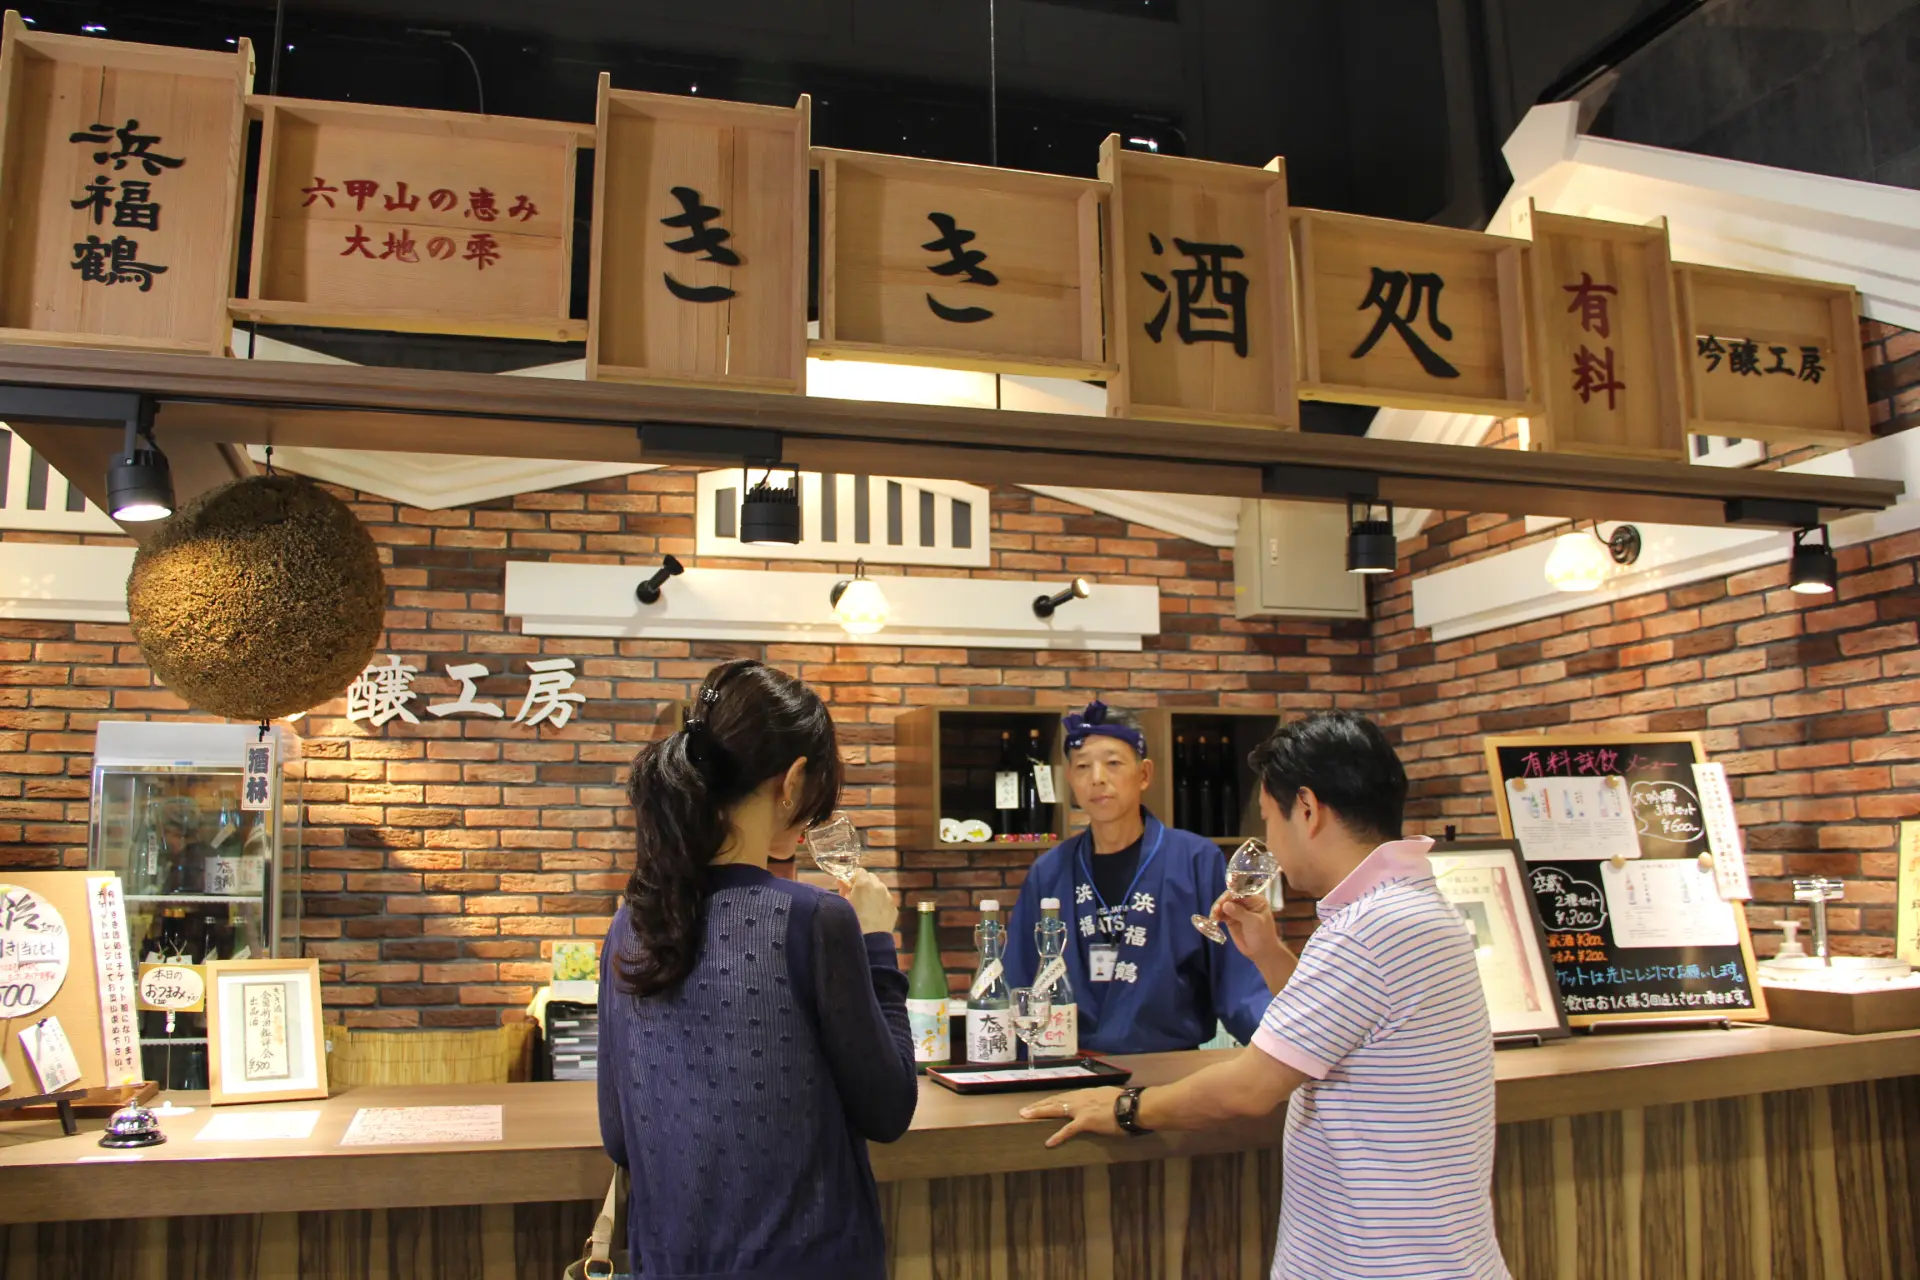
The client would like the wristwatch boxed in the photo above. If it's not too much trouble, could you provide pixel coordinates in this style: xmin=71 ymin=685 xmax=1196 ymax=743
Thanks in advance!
xmin=1114 ymin=1086 xmax=1153 ymax=1136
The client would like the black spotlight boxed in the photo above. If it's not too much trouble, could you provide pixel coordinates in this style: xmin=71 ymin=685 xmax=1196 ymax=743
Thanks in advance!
xmin=739 ymin=464 xmax=802 ymax=544
xmin=1790 ymin=525 xmax=1837 ymax=595
xmin=1346 ymin=497 xmax=1396 ymax=575
xmin=635 ymin=555 xmax=684 ymax=605
xmin=1033 ymin=577 xmax=1091 ymax=619
xmin=106 ymin=413 xmax=174 ymax=522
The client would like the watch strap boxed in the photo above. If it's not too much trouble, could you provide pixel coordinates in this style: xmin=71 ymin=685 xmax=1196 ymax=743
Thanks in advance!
xmin=1114 ymin=1086 xmax=1153 ymax=1136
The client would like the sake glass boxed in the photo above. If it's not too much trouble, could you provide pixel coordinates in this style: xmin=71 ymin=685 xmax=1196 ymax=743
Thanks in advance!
xmin=1011 ymin=987 xmax=1053 ymax=1073
xmin=806 ymin=813 xmax=863 ymax=884
xmin=1193 ymin=839 xmax=1280 ymax=943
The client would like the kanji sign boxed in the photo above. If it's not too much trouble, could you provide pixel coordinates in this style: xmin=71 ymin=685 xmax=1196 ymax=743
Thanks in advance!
xmin=238 ymin=97 xmax=585 ymax=341
xmin=1676 ymin=261 xmax=1871 ymax=446
xmin=242 ymin=737 xmax=276 ymax=812
xmin=589 ymin=77 xmax=809 ymax=393
xmin=1100 ymin=138 xmax=1296 ymax=429
xmin=814 ymin=149 xmax=1109 ymax=378
xmin=1523 ymin=206 xmax=1686 ymax=460
xmin=1292 ymin=208 xmax=1536 ymax=417
xmin=345 ymin=656 xmax=589 ymax=731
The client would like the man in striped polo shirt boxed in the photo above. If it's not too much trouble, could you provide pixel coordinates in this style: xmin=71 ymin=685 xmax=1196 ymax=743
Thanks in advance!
xmin=1026 ymin=711 xmax=1508 ymax=1280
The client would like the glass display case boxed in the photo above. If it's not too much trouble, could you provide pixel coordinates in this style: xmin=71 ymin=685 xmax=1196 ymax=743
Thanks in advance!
xmin=88 ymin=722 xmax=302 ymax=1089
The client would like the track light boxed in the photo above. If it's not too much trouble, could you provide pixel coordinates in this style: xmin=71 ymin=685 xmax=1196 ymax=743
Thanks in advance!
xmin=634 ymin=555 xmax=684 ymax=605
xmin=829 ymin=559 xmax=890 ymax=636
xmin=1346 ymin=497 xmax=1396 ymax=575
xmin=106 ymin=414 xmax=174 ymax=522
xmin=1544 ymin=522 xmax=1641 ymax=593
xmin=1033 ymin=577 xmax=1091 ymax=619
xmin=739 ymin=463 xmax=802 ymax=544
xmin=1790 ymin=525 xmax=1837 ymax=595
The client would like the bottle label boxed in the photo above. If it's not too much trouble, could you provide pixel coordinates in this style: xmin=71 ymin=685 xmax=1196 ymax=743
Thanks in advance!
xmin=1035 ymin=956 xmax=1067 ymax=996
xmin=968 ymin=959 xmax=1004 ymax=1001
xmin=1036 ymin=1003 xmax=1078 ymax=1057
xmin=994 ymin=772 xmax=1019 ymax=809
xmin=1034 ymin=764 xmax=1058 ymax=805
xmin=966 ymin=1009 xmax=1016 ymax=1063
xmin=906 ymin=997 xmax=949 ymax=1063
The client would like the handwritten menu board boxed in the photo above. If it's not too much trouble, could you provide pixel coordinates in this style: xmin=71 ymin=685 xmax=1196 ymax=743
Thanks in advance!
xmin=1485 ymin=734 xmax=1767 ymax=1027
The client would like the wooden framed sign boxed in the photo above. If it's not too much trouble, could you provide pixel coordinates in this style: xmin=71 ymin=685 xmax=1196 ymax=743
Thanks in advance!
xmin=1099 ymin=137 xmax=1297 ymax=430
xmin=1427 ymin=839 xmax=1570 ymax=1042
xmin=1484 ymin=732 xmax=1767 ymax=1028
xmin=204 ymin=956 xmax=327 ymax=1105
xmin=0 ymin=12 xmax=251 ymax=356
xmin=1521 ymin=206 xmax=1687 ymax=462
xmin=588 ymin=77 xmax=809 ymax=394
xmin=1675 ymin=261 xmax=1871 ymax=447
xmin=814 ymin=148 xmax=1110 ymax=379
xmin=234 ymin=96 xmax=588 ymax=341
xmin=1292 ymin=208 xmax=1538 ymax=418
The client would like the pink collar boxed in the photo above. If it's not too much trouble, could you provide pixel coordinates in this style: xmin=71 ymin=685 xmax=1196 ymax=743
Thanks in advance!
xmin=1316 ymin=837 xmax=1435 ymax=917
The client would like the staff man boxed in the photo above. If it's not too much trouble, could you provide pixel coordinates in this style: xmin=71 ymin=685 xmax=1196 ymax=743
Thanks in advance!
xmin=1003 ymin=700 xmax=1271 ymax=1053
xmin=1023 ymin=711 xmax=1508 ymax=1280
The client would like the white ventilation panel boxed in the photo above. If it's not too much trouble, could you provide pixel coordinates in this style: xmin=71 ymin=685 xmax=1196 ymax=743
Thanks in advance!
xmin=695 ymin=469 xmax=992 ymax=567
xmin=0 ymin=427 xmax=120 ymax=533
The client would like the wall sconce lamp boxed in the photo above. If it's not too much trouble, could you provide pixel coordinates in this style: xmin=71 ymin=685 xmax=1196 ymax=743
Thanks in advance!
xmin=107 ymin=409 xmax=175 ymax=522
xmin=739 ymin=463 xmax=802 ymax=544
xmin=1544 ymin=522 xmax=1642 ymax=593
xmin=1033 ymin=577 xmax=1092 ymax=619
xmin=830 ymin=560 xmax=890 ymax=635
xmin=634 ymin=555 xmax=684 ymax=605
xmin=1789 ymin=525 xmax=1837 ymax=595
xmin=1346 ymin=497 xmax=1396 ymax=575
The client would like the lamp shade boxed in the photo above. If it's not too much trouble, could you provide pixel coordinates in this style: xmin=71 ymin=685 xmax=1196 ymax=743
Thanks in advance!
xmin=832 ymin=576 xmax=890 ymax=635
xmin=1544 ymin=530 xmax=1611 ymax=592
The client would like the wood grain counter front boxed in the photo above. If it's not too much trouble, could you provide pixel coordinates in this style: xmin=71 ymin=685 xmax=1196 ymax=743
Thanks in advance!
xmin=1 ymin=1024 xmax=1916 ymax=1225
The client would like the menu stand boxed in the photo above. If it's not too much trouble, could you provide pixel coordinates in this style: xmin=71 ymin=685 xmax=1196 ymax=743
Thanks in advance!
xmin=0 ymin=1088 xmax=87 ymax=1136
xmin=1493 ymin=1033 xmax=1545 ymax=1050
xmin=0 ymin=1082 xmax=160 ymax=1136
xmin=1585 ymin=1017 xmax=1733 ymax=1035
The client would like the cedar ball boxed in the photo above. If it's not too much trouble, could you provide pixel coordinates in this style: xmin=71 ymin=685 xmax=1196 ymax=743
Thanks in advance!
xmin=127 ymin=474 xmax=385 ymax=720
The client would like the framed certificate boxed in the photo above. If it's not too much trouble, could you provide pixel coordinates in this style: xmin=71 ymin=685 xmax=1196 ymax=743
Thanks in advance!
xmin=1429 ymin=840 xmax=1570 ymax=1042
xmin=204 ymin=958 xmax=328 ymax=1105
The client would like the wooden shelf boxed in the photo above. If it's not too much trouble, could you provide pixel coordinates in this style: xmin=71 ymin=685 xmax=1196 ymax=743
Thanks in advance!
xmin=897 ymin=706 xmax=1071 ymax=852
xmin=1141 ymin=707 xmax=1280 ymax=843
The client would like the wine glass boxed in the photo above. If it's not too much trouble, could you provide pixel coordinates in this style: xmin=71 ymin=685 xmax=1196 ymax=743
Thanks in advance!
xmin=1011 ymin=987 xmax=1052 ymax=1073
xmin=1193 ymin=839 xmax=1280 ymax=944
xmin=805 ymin=812 xmax=863 ymax=885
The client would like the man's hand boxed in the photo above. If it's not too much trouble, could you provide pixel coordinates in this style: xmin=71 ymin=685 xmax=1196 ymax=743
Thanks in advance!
xmin=1020 ymin=1087 xmax=1123 ymax=1148
xmin=1211 ymin=892 xmax=1297 ymax=992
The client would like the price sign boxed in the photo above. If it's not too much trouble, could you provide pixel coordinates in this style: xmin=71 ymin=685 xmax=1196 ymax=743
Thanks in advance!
xmin=0 ymin=883 xmax=70 ymax=1019
xmin=137 ymin=962 xmax=206 ymax=1013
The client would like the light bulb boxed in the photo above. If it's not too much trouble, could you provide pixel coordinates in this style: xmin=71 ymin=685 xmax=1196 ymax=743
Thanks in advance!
xmin=1543 ymin=531 xmax=1610 ymax=593
xmin=832 ymin=577 xmax=890 ymax=636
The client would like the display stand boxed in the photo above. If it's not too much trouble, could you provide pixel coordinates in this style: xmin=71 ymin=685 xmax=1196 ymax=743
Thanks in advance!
xmin=1493 ymin=1033 xmax=1545 ymax=1050
xmin=1586 ymin=1016 xmax=1733 ymax=1035
xmin=0 ymin=1087 xmax=86 ymax=1136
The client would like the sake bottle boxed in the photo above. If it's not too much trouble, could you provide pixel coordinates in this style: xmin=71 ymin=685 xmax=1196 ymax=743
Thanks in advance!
xmin=906 ymin=902 xmax=950 ymax=1071
xmin=1195 ymin=734 xmax=1218 ymax=837
xmin=994 ymin=731 xmax=1025 ymax=837
xmin=965 ymin=900 xmax=1015 ymax=1063
xmin=1033 ymin=897 xmax=1078 ymax=1059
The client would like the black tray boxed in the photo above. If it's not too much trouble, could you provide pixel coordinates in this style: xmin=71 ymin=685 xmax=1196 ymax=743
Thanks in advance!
xmin=926 ymin=1056 xmax=1132 ymax=1095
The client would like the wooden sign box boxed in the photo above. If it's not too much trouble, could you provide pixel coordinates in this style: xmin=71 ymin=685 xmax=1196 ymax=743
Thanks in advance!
xmin=1761 ymin=982 xmax=1920 ymax=1035
xmin=234 ymin=96 xmax=589 ymax=341
xmin=814 ymin=148 xmax=1111 ymax=380
xmin=0 ymin=12 xmax=250 ymax=355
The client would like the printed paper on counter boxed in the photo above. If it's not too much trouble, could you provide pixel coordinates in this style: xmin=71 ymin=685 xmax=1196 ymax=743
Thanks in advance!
xmin=19 ymin=1015 xmax=83 ymax=1094
xmin=1899 ymin=823 xmax=1920 ymax=967
xmin=339 ymin=1104 xmax=504 ymax=1147
xmin=1601 ymin=858 xmax=1738 ymax=949
xmin=948 ymin=1064 xmax=1099 ymax=1084
xmin=1691 ymin=763 xmax=1752 ymax=901
xmin=197 ymin=1109 xmax=322 ymax=1142
xmin=1505 ymin=775 xmax=1640 ymax=861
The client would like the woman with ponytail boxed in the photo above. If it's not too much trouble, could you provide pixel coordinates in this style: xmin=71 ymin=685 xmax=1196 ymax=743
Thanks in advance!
xmin=596 ymin=659 xmax=917 ymax=1280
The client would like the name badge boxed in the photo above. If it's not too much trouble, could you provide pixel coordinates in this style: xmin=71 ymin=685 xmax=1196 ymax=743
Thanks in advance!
xmin=1088 ymin=944 xmax=1119 ymax=983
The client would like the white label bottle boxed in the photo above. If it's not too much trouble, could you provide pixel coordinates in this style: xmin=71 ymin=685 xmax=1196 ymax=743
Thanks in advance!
xmin=965 ymin=898 xmax=1015 ymax=1063
xmin=1033 ymin=896 xmax=1079 ymax=1058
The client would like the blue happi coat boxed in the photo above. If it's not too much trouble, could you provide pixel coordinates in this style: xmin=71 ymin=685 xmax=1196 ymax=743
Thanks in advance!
xmin=1004 ymin=812 xmax=1271 ymax=1054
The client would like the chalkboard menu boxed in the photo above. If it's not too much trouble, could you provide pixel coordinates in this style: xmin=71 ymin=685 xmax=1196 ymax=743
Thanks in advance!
xmin=1483 ymin=734 xmax=1767 ymax=1028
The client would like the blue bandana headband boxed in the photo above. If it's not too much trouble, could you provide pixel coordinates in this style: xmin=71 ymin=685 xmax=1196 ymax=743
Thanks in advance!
xmin=1062 ymin=699 xmax=1147 ymax=758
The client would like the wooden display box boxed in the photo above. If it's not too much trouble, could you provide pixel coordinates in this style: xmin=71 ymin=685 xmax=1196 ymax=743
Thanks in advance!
xmin=0 ymin=12 xmax=250 ymax=355
xmin=1761 ymin=982 xmax=1920 ymax=1035
xmin=1139 ymin=708 xmax=1278 ymax=844
xmin=813 ymin=148 xmax=1111 ymax=380
xmin=896 ymin=706 xmax=1068 ymax=851
xmin=587 ymin=77 xmax=809 ymax=393
xmin=234 ymin=96 xmax=588 ymax=341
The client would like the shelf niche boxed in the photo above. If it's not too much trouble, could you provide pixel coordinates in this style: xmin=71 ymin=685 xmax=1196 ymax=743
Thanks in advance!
xmin=896 ymin=706 xmax=1069 ymax=851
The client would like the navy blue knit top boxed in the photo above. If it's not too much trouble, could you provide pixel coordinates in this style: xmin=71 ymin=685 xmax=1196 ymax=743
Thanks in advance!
xmin=597 ymin=864 xmax=918 ymax=1280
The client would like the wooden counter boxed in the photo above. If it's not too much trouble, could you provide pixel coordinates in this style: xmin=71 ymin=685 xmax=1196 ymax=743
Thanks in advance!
xmin=3 ymin=1026 xmax=1917 ymax=1278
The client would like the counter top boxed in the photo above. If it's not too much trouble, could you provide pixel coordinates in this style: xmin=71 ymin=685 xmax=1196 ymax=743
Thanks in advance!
xmin=2 ymin=1024 xmax=1916 ymax=1223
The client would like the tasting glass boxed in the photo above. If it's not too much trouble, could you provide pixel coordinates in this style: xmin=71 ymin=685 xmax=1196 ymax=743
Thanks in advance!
xmin=1192 ymin=838 xmax=1280 ymax=944
xmin=1011 ymin=986 xmax=1052 ymax=1073
xmin=805 ymin=812 xmax=863 ymax=884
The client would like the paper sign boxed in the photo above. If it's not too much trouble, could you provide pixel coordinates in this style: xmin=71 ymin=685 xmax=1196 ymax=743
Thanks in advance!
xmin=85 ymin=876 xmax=142 ymax=1083
xmin=241 ymin=979 xmax=292 ymax=1081
xmin=138 ymin=963 xmax=207 ymax=1013
xmin=196 ymin=1109 xmax=321 ymax=1142
xmin=1034 ymin=956 xmax=1068 ymax=997
xmin=994 ymin=772 xmax=1019 ymax=810
xmin=0 ymin=883 xmax=70 ymax=1020
xmin=1691 ymin=763 xmax=1752 ymax=901
xmin=20 ymin=1016 xmax=82 ymax=1094
xmin=1601 ymin=859 xmax=1738 ymax=949
xmin=1899 ymin=823 xmax=1920 ymax=967
xmin=1504 ymin=775 xmax=1640 ymax=861
xmin=339 ymin=1104 xmax=504 ymax=1147
xmin=242 ymin=738 xmax=276 ymax=812
xmin=1034 ymin=764 xmax=1058 ymax=806
xmin=967 ymin=959 xmax=1004 ymax=1001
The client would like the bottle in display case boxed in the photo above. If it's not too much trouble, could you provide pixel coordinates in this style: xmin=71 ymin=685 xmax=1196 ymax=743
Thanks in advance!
xmin=89 ymin=722 xmax=302 ymax=1090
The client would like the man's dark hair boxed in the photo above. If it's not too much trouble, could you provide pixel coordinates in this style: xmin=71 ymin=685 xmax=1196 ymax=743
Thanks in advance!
xmin=1248 ymin=711 xmax=1406 ymax=842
